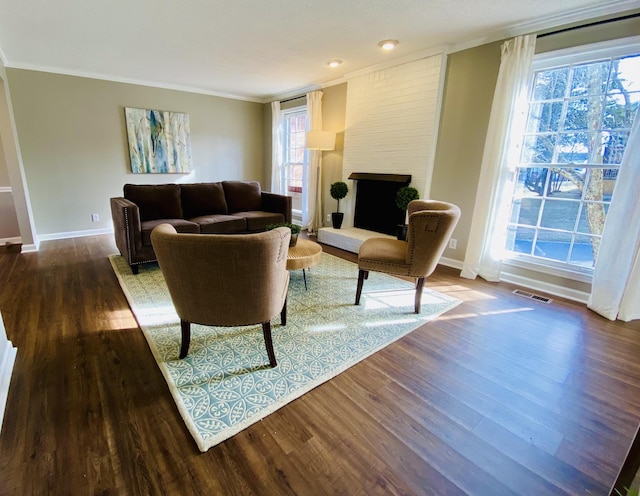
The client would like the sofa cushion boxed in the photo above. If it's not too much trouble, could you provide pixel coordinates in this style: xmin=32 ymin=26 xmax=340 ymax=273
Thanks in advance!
xmin=181 ymin=182 xmax=228 ymax=218
xmin=192 ymin=214 xmax=247 ymax=234
xmin=222 ymin=181 xmax=262 ymax=213
xmin=124 ymin=184 xmax=183 ymax=222
xmin=237 ymin=211 xmax=286 ymax=232
xmin=140 ymin=218 xmax=200 ymax=246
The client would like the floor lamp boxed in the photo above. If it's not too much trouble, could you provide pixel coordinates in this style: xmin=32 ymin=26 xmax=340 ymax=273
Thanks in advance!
xmin=305 ymin=130 xmax=336 ymax=233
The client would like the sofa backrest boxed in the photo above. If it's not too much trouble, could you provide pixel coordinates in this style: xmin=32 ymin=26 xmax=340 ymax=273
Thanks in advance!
xmin=222 ymin=181 xmax=262 ymax=213
xmin=123 ymin=181 xmax=267 ymax=220
xmin=180 ymin=182 xmax=228 ymax=218
xmin=123 ymin=184 xmax=183 ymax=221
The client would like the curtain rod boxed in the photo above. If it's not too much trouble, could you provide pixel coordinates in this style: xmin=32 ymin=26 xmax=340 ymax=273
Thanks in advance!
xmin=280 ymin=95 xmax=306 ymax=104
xmin=537 ymin=12 xmax=640 ymax=39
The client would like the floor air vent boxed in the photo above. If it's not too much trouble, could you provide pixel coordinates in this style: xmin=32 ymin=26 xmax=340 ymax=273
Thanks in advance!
xmin=512 ymin=289 xmax=552 ymax=304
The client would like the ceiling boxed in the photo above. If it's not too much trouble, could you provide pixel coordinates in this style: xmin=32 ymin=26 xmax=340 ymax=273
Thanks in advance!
xmin=0 ymin=0 xmax=637 ymax=102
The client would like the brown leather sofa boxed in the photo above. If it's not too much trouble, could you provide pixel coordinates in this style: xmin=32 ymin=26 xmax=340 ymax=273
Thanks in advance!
xmin=110 ymin=181 xmax=292 ymax=274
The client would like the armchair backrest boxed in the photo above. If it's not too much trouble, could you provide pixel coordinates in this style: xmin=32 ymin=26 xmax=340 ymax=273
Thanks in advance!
xmin=405 ymin=200 xmax=461 ymax=278
xmin=151 ymin=224 xmax=291 ymax=327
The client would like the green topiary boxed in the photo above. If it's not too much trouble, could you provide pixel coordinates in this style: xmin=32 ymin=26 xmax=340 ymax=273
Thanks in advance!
xmin=266 ymin=222 xmax=302 ymax=234
xmin=395 ymin=186 xmax=420 ymax=211
xmin=330 ymin=181 xmax=349 ymax=212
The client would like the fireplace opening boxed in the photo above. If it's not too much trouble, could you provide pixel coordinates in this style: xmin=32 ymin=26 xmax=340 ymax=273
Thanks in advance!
xmin=348 ymin=173 xmax=411 ymax=236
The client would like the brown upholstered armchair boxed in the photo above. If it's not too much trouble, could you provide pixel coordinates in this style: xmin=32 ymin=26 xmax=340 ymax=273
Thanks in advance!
xmin=355 ymin=200 xmax=461 ymax=313
xmin=150 ymin=224 xmax=291 ymax=366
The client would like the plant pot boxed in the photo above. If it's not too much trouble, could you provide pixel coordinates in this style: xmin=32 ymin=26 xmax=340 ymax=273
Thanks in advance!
xmin=289 ymin=233 xmax=298 ymax=247
xmin=332 ymin=212 xmax=344 ymax=229
xmin=396 ymin=224 xmax=408 ymax=241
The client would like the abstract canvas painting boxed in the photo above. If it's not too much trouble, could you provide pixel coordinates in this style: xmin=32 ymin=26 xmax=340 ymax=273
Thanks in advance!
xmin=125 ymin=107 xmax=192 ymax=173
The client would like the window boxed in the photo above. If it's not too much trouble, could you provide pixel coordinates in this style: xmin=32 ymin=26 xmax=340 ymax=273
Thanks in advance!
xmin=282 ymin=108 xmax=307 ymax=219
xmin=505 ymin=41 xmax=640 ymax=275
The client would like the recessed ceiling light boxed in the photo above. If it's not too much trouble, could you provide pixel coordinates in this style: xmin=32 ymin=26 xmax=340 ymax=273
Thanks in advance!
xmin=378 ymin=39 xmax=399 ymax=50
xmin=327 ymin=59 xmax=343 ymax=68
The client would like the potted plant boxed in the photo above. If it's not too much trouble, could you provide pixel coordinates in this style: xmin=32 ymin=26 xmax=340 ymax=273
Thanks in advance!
xmin=395 ymin=186 xmax=420 ymax=240
xmin=329 ymin=181 xmax=349 ymax=229
xmin=266 ymin=222 xmax=302 ymax=247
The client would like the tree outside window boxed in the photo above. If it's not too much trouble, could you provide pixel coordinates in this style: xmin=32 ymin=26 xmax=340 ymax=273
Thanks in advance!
xmin=506 ymin=51 xmax=640 ymax=271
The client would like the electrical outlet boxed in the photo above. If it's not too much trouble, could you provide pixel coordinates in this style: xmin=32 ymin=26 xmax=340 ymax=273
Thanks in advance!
xmin=448 ymin=238 xmax=457 ymax=250
xmin=91 ymin=213 xmax=99 ymax=222
xmin=326 ymin=214 xmax=331 ymax=223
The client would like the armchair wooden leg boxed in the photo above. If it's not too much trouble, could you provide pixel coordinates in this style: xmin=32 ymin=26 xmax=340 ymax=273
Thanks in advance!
xmin=179 ymin=319 xmax=191 ymax=359
xmin=262 ymin=322 xmax=277 ymax=367
xmin=355 ymin=269 xmax=368 ymax=305
xmin=131 ymin=264 xmax=139 ymax=275
xmin=415 ymin=277 xmax=425 ymax=314
xmin=280 ymin=297 xmax=287 ymax=326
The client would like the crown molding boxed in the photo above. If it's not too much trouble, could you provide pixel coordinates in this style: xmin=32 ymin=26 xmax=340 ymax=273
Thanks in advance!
xmin=343 ymin=46 xmax=446 ymax=81
xmin=273 ymin=2 xmax=640 ymax=99
xmin=506 ymin=0 xmax=640 ymax=38
xmin=4 ymin=62 xmax=264 ymax=103
xmin=2 ymin=0 xmax=638 ymax=103
xmin=447 ymin=0 xmax=640 ymax=54
xmin=264 ymin=46 xmax=446 ymax=104
xmin=262 ymin=84 xmax=321 ymax=105
xmin=262 ymin=76 xmax=353 ymax=104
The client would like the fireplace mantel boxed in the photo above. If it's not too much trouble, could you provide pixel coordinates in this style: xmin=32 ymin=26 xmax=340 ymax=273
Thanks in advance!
xmin=348 ymin=173 xmax=411 ymax=183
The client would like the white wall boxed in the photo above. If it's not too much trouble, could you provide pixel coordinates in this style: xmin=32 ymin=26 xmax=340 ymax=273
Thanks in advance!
xmin=0 ymin=311 xmax=17 ymax=434
xmin=341 ymin=54 xmax=444 ymax=228
xmin=0 ymin=66 xmax=36 ymax=250
xmin=0 ymin=135 xmax=21 ymax=242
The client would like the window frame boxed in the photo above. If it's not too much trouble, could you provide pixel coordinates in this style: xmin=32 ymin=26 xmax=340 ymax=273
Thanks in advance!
xmin=503 ymin=35 xmax=640 ymax=282
xmin=281 ymin=106 xmax=308 ymax=220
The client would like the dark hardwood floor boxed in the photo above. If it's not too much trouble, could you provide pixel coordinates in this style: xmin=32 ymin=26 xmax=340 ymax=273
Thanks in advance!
xmin=0 ymin=234 xmax=639 ymax=495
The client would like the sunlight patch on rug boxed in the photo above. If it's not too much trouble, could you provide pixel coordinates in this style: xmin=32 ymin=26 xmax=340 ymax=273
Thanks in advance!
xmin=109 ymin=252 xmax=460 ymax=452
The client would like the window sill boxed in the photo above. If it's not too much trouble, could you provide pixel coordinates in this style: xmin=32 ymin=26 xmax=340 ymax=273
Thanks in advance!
xmin=502 ymin=256 xmax=593 ymax=284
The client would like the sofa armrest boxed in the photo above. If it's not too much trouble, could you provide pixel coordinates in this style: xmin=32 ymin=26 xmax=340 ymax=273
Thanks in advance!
xmin=110 ymin=197 xmax=143 ymax=262
xmin=261 ymin=192 xmax=292 ymax=224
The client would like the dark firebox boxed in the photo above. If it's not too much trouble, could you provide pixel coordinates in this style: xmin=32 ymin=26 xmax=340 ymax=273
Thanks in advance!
xmin=348 ymin=173 xmax=411 ymax=236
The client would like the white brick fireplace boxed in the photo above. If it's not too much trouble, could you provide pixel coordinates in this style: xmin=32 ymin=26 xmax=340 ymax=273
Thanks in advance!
xmin=319 ymin=52 xmax=445 ymax=252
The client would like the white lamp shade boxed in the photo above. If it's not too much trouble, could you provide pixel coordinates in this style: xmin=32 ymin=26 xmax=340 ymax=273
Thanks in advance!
xmin=305 ymin=130 xmax=336 ymax=151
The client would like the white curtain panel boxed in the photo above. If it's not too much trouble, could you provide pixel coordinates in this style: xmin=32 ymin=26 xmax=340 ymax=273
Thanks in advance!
xmin=461 ymin=35 xmax=537 ymax=281
xmin=588 ymin=109 xmax=640 ymax=321
xmin=270 ymin=101 xmax=284 ymax=195
xmin=305 ymin=91 xmax=323 ymax=232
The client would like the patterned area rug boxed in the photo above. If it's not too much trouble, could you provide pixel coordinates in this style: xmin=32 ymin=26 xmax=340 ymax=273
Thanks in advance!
xmin=109 ymin=252 xmax=460 ymax=452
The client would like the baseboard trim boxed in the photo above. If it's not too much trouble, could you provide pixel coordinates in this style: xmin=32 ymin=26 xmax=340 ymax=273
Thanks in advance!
xmin=437 ymin=257 xmax=589 ymax=303
xmin=0 ymin=315 xmax=17 ymax=434
xmin=38 ymin=227 xmax=114 ymax=242
xmin=500 ymin=271 xmax=590 ymax=304
xmin=20 ymin=243 xmax=38 ymax=253
xmin=0 ymin=236 xmax=21 ymax=245
xmin=17 ymin=227 xmax=113 ymax=252
xmin=0 ymin=343 xmax=16 ymax=434
xmin=439 ymin=256 xmax=463 ymax=271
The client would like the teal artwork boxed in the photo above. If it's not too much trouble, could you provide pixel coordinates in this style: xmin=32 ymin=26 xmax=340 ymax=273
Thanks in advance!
xmin=125 ymin=107 xmax=192 ymax=173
